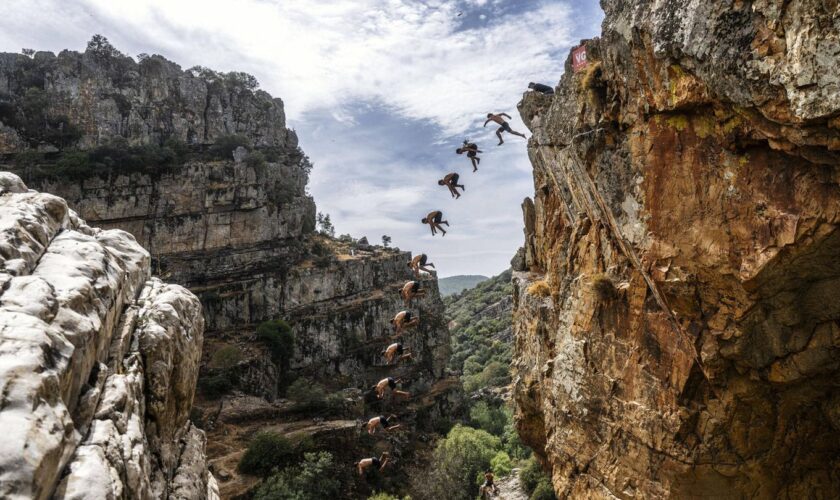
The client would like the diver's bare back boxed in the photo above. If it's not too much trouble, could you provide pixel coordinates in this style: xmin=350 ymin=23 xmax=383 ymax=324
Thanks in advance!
xmin=488 ymin=114 xmax=506 ymax=125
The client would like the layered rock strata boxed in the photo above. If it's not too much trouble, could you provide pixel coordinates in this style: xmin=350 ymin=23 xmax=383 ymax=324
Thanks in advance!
xmin=0 ymin=172 xmax=216 ymax=499
xmin=512 ymin=0 xmax=840 ymax=498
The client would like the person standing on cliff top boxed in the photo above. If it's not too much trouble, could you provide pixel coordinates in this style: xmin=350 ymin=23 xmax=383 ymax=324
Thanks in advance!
xmin=456 ymin=141 xmax=482 ymax=172
xmin=528 ymin=82 xmax=555 ymax=95
xmin=484 ymin=112 xmax=527 ymax=145
xmin=400 ymin=280 xmax=426 ymax=306
xmin=409 ymin=253 xmax=435 ymax=277
xmin=356 ymin=452 xmax=390 ymax=476
xmin=438 ymin=172 xmax=465 ymax=198
xmin=382 ymin=342 xmax=413 ymax=364
xmin=375 ymin=377 xmax=410 ymax=399
xmin=390 ymin=310 xmax=419 ymax=336
xmin=366 ymin=414 xmax=401 ymax=434
xmin=421 ymin=210 xmax=449 ymax=236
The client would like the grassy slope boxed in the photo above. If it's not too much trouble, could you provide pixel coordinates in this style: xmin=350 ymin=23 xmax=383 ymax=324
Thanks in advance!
xmin=445 ymin=270 xmax=513 ymax=392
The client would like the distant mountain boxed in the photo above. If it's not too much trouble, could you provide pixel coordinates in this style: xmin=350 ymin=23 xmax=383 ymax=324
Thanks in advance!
xmin=438 ymin=274 xmax=489 ymax=296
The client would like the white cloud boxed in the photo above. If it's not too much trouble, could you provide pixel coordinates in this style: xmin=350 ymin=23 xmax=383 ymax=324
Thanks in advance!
xmin=0 ymin=0 xmax=600 ymax=276
xmin=1 ymin=0 xmax=574 ymax=136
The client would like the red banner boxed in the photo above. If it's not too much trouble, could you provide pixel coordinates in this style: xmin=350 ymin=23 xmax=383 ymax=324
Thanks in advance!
xmin=572 ymin=45 xmax=588 ymax=72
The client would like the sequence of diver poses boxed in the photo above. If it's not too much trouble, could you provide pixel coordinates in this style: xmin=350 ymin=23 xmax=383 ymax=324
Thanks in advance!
xmin=355 ymin=104 xmax=534 ymax=497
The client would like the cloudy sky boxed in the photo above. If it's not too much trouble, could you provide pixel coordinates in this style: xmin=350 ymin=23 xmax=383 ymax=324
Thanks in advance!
xmin=0 ymin=0 xmax=603 ymax=277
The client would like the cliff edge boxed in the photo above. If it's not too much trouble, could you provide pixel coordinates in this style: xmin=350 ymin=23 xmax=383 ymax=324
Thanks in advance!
xmin=513 ymin=0 xmax=839 ymax=498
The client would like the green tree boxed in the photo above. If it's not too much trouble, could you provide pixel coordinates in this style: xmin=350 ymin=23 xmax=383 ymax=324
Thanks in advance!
xmin=238 ymin=432 xmax=296 ymax=477
xmin=519 ymin=457 xmax=552 ymax=496
xmin=490 ymin=451 xmax=513 ymax=477
xmin=469 ymin=402 xmax=509 ymax=436
xmin=381 ymin=235 xmax=392 ymax=248
xmin=419 ymin=425 xmax=501 ymax=500
xmin=210 ymin=134 xmax=250 ymax=158
xmin=530 ymin=480 xmax=556 ymax=500
xmin=316 ymin=212 xmax=335 ymax=237
xmin=210 ymin=345 xmax=243 ymax=370
xmin=225 ymin=71 xmax=259 ymax=91
xmin=253 ymin=451 xmax=340 ymax=500
xmin=503 ymin=419 xmax=530 ymax=460
xmin=256 ymin=319 xmax=294 ymax=373
xmin=86 ymin=35 xmax=122 ymax=59
xmin=286 ymin=378 xmax=326 ymax=409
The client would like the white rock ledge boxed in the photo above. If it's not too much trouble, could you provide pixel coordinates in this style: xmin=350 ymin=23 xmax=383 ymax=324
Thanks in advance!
xmin=0 ymin=173 xmax=217 ymax=500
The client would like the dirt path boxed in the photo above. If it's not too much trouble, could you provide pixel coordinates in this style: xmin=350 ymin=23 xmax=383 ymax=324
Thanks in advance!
xmin=493 ymin=468 xmax=529 ymax=500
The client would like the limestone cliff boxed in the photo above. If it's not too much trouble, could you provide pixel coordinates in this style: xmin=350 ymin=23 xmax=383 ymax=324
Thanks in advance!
xmin=0 ymin=40 xmax=458 ymax=498
xmin=513 ymin=1 xmax=840 ymax=498
xmin=0 ymin=172 xmax=217 ymax=499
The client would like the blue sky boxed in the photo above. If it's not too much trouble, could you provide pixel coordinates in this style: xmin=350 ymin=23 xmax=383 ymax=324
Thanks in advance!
xmin=0 ymin=0 xmax=604 ymax=277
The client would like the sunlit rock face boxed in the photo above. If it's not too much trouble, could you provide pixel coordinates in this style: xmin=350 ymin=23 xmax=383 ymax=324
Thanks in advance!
xmin=512 ymin=0 xmax=840 ymax=497
xmin=0 ymin=173 xmax=217 ymax=500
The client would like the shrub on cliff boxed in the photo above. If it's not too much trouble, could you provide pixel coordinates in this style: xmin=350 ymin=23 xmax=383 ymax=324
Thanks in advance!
xmin=54 ymin=151 xmax=103 ymax=178
xmin=246 ymin=150 xmax=267 ymax=173
xmin=527 ymin=280 xmax=550 ymax=298
xmin=210 ymin=345 xmax=243 ymax=370
xmin=286 ymin=378 xmax=345 ymax=415
xmin=530 ymin=479 xmax=557 ymax=500
xmin=238 ymin=431 xmax=296 ymax=476
xmin=256 ymin=319 xmax=295 ymax=371
xmin=503 ymin=419 xmax=530 ymax=460
xmin=253 ymin=451 xmax=340 ymax=499
xmin=210 ymin=134 xmax=251 ymax=159
xmin=520 ymin=457 xmax=553 ymax=497
xmin=591 ymin=273 xmax=617 ymax=301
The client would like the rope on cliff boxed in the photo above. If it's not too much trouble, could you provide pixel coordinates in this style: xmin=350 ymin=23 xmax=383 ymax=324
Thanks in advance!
xmin=534 ymin=141 xmax=713 ymax=385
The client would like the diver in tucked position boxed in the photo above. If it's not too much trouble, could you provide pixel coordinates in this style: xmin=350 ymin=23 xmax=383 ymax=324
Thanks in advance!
xmin=421 ymin=210 xmax=449 ymax=236
xmin=366 ymin=414 xmax=401 ymax=434
xmin=400 ymin=280 xmax=426 ymax=306
xmin=438 ymin=172 xmax=466 ymax=198
xmin=375 ymin=377 xmax=410 ymax=399
xmin=456 ymin=141 xmax=482 ymax=171
xmin=390 ymin=310 xmax=419 ymax=336
xmin=356 ymin=452 xmax=390 ymax=476
xmin=382 ymin=342 xmax=413 ymax=364
xmin=408 ymin=253 xmax=435 ymax=277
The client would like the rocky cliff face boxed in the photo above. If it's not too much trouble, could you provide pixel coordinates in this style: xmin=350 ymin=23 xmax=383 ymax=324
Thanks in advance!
xmin=0 ymin=172 xmax=216 ymax=499
xmin=513 ymin=1 xmax=840 ymax=498
xmin=0 ymin=47 xmax=292 ymax=152
xmin=0 ymin=41 xmax=458 ymax=498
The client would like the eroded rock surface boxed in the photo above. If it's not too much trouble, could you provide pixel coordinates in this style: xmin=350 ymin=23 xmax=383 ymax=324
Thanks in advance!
xmin=0 ymin=49 xmax=292 ymax=151
xmin=513 ymin=1 xmax=840 ymax=498
xmin=0 ymin=173 xmax=217 ymax=499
